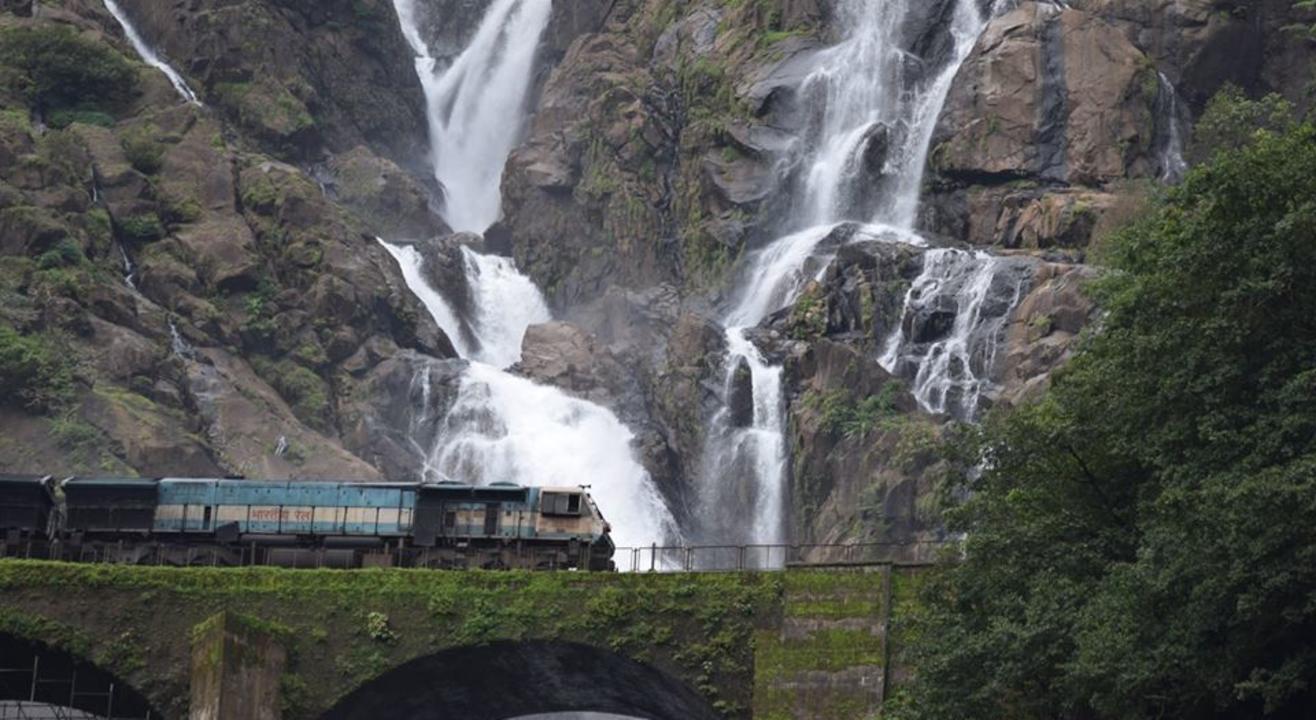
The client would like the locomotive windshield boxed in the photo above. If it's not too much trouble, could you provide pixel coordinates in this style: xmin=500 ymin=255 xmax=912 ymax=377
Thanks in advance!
xmin=541 ymin=491 xmax=585 ymax=516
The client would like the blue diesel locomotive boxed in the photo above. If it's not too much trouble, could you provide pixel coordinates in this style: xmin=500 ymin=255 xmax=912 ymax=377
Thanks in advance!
xmin=0 ymin=475 xmax=615 ymax=571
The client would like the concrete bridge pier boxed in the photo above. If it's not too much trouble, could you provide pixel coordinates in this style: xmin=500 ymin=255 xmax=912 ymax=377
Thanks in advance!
xmin=190 ymin=614 xmax=286 ymax=720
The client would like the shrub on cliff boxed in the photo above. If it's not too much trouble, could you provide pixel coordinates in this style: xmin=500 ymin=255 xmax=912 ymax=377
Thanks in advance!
xmin=899 ymin=122 xmax=1316 ymax=718
xmin=0 ymin=25 xmax=135 ymax=115
xmin=0 ymin=324 xmax=72 ymax=411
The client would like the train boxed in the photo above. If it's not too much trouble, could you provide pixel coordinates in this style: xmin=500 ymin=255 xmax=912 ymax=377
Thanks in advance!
xmin=0 ymin=474 xmax=615 ymax=571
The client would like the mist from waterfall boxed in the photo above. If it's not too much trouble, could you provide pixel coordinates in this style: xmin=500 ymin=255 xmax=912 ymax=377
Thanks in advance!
xmin=696 ymin=0 xmax=997 ymax=548
xmin=393 ymin=0 xmax=551 ymax=233
xmin=386 ymin=0 xmax=678 ymax=550
xmin=102 ymin=0 xmax=201 ymax=105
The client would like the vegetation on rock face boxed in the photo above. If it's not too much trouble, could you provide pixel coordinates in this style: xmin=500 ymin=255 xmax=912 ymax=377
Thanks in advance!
xmin=0 ymin=25 xmax=135 ymax=116
xmin=0 ymin=324 xmax=72 ymax=411
xmin=896 ymin=109 xmax=1316 ymax=719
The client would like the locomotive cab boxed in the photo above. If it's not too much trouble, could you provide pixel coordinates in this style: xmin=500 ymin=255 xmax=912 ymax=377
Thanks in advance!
xmin=538 ymin=487 xmax=614 ymax=571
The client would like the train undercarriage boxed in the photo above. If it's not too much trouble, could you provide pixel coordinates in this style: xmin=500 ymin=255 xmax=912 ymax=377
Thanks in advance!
xmin=1 ymin=532 xmax=615 ymax=572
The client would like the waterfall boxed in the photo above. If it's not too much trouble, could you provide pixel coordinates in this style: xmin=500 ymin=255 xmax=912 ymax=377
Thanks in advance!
xmin=878 ymin=249 xmax=1031 ymax=420
xmin=393 ymin=0 xmax=551 ymax=233
xmin=384 ymin=1 xmax=678 ymax=550
xmin=696 ymin=0 xmax=998 ymax=548
xmin=102 ymin=0 xmax=201 ymax=105
xmin=169 ymin=319 xmax=196 ymax=360
xmin=118 ymin=243 xmax=137 ymax=289
xmin=378 ymin=240 xmax=475 ymax=358
xmin=459 ymin=246 xmax=553 ymax=368
xmin=380 ymin=238 xmax=679 ymax=549
xmin=1156 ymin=72 xmax=1189 ymax=184
xmin=427 ymin=363 xmax=677 ymax=551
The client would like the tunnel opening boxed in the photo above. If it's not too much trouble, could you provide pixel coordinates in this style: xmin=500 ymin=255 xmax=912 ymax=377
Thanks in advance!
xmin=0 ymin=633 xmax=160 ymax=719
xmin=321 ymin=640 xmax=721 ymax=720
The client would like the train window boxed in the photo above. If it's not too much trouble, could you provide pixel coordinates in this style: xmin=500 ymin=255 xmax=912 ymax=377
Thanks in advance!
xmin=542 ymin=492 xmax=582 ymax=516
xmin=202 ymin=505 xmax=212 ymax=530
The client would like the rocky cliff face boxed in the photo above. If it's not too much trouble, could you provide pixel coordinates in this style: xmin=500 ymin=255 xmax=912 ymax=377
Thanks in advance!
xmin=922 ymin=0 xmax=1311 ymax=253
xmin=0 ymin=0 xmax=451 ymax=479
xmin=494 ymin=0 xmax=1312 ymax=551
xmin=1 ymin=0 xmax=1311 ymax=548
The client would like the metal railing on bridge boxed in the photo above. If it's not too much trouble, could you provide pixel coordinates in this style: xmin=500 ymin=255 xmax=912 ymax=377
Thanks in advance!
xmin=612 ymin=541 xmax=956 ymax=573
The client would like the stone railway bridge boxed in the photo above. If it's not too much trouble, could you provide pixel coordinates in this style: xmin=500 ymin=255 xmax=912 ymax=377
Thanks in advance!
xmin=0 ymin=561 xmax=929 ymax=720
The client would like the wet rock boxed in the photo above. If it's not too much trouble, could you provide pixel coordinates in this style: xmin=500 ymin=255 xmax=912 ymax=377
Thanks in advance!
xmin=327 ymin=146 xmax=444 ymax=241
xmin=739 ymin=36 xmax=825 ymax=121
xmin=997 ymin=261 xmax=1097 ymax=405
xmin=342 ymin=351 xmax=467 ymax=482
xmin=858 ymin=123 xmax=892 ymax=178
xmin=783 ymin=339 xmax=944 ymax=559
xmin=653 ymin=7 xmax=723 ymax=69
xmin=79 ymin=387 xmax=223 ymax=477
xmin=173 ymin=217 xmax=261 ymax=292
xmin=933 ymin=3 xmax=1160 ymax=185
xmin=703 ymin=149 xmax=777 ymax=207
xmin=726 ymin=357 xmax=754 ymax=429
xmin=543 ymin=0 xmax=615 ymax=61
xmin=183 ymin=348 xmax=382 ymax=480
xmin=84 ymin=317 xmax=165 ymax=382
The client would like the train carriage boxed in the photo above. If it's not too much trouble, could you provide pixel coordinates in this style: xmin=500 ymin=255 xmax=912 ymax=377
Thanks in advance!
xmin=153 ymin=479 xmax=418 ymax=538
xmin=0 ymin=475 xmax=56 ymax=552
xmin=6 ymin=476 xmax=615 ymax=571
xmin=63 ymin=477 xmax=157 ymax=535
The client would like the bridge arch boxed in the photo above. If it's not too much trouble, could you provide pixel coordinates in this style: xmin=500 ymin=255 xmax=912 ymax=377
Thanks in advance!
xmin=0 ymin=632 xmax=161 ymax=719
xmin=322 ymin=640 xmax=720 ymax=720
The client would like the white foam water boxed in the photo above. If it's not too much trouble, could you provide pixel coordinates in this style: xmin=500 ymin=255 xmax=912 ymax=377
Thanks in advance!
xmin=459 ymin=246 xmax=552 ymax=368
xmin=393 ymin=0 xmax=551 ymax=233
xmin=427 ymin=363 xmax=678 ymax=551
xmin=380 ymin=244 xmax=678 ymax=550
xmin=102 ymin=0 xmax=201 ymax=105
xmin=879 ymin=249 xmax=1029 ymax=420
xmin=1156 ymin=72 xmax=1190 ymax=184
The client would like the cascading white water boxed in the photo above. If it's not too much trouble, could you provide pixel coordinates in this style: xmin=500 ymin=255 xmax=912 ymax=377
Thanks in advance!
xmin=384 ymin=1 xmax=678 ymax=550
xmin=1156 ymin=72 xmax=1190 ymax=184
xmin=378 ymin=240 xmax=476 ymax=358
xmin=393 ymin=0 xmax=551 ymax=233
xmin=878 ymin=249 xmax=1029 ymax=420
xmin=427 ymin=363 xmax=678 ymax=551
xmin=378 ymin=239 xmax=553 ymax=367
xmin=796 ymin=0 xmax=991 ymax=230
xmin=697 ymin=0 xmax=998 ymax=548
xmin=382 ymin=245 xmax=679 ymax=550
xmin=118 ymin=244 xmax=137 ymax=289
xmin=169 ymin=319 xmax=196 ymax=359
xmin=101 ymin=0 xmax=201 ymax=105
xmin=459 ymin=246 xmax=552 ymax=368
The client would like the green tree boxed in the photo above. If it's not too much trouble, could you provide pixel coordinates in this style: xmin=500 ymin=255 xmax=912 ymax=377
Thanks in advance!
xmin=901 ymin=122 xmax=1316 ymax=719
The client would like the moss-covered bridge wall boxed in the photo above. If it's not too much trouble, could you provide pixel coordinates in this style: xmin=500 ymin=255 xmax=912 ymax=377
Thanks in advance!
xmin=0 ymin=561 xmax=927 ymax=719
